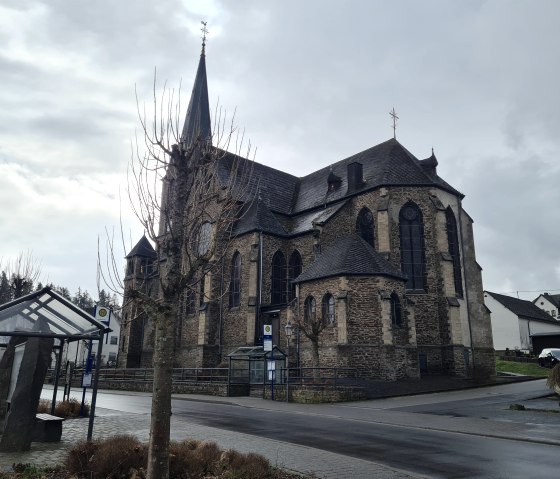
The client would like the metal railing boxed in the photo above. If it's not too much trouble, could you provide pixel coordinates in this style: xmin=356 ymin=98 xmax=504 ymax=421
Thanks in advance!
xmin=281 ymin=367 xmax=359 ymax=387
xmin=47 ymin=366 xmax=359 ymax=388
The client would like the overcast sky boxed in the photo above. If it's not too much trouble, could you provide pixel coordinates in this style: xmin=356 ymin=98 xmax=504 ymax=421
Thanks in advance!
xmin=1 ymin=0 xmax=559 ymax=302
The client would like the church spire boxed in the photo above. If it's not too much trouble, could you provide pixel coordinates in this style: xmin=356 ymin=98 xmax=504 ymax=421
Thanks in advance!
xmin=180 ymin=21 xmax=212 ymax=148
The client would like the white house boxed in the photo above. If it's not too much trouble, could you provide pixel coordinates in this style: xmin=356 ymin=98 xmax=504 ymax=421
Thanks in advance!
xmin=533 ymin=293 xmax=560 ymax=320
xmin=61 ymin=310 xmax=121 ymax=367
xmin=484 ymin=291 xmax=560 ymax=352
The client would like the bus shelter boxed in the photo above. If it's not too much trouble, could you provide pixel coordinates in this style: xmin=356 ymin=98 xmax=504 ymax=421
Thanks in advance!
xmin=228 ymin=345 xmax=286 ymax=385
xmin=0 ymin=286 xmax=110 ymax=442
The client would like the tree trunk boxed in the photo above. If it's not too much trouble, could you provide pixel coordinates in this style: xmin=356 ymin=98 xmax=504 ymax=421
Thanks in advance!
xmin=146 ymin=306 xmax=175 ymax=479
xmin=311 ymin=338 xmax=320 ymax=381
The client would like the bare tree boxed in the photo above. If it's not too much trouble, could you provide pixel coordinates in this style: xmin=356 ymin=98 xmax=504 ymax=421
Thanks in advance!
xmin=99 ymin=71 xmax=254 ymax=478
xmin=0 ymin=251 xmax=42 ymax=300
xmin=290 ymin=295 xmax=327 ymax=377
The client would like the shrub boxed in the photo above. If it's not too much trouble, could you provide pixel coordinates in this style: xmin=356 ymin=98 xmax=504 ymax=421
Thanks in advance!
xmin=546 ymin=363 xmax=560 ymax=394
xmin=37 ymin=398 xmax=90 ymax=418
xmin=218 ymin=449 xmax=271 ymax=479
xmin=64 ymin=436 xmax=290 ymax=479
xmin=65 ymin=435 xmax=147 ymax=478
xmin=169 ymin=439 xmax=222 ymax=478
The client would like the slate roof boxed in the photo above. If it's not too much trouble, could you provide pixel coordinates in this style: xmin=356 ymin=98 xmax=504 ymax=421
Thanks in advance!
xmin=294 ymin=234 xmax=407 ymax=284
xmin=293 ymin=138 xmax=463 ymax=213
xmin=216 ymin=138 xmax=465 ymax=239
xmin=181 ymin=51 xmax=212 ymax=147
xmin=217 ymin=150 xmax=299 ymax=216
xmin=234 ymin=197 xmax=287 ymax=236
xmin=126 ymin=236 xmax=156 ymax=259
xmin=485 ymin=291 xmax=557 ymax=323
xmin=287 ymin=201 xmax=348 ymax=236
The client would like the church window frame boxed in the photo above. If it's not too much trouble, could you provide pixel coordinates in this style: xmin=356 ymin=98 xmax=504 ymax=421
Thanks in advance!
xmin=229 ymin=251 xmax=242 ymax=308
xmin=199 ymin=274 xmax=206 ymax=307
xmin=356 ymin=207 xmax=375 ymax=248
xmin=271 ymin=251 xmax=287 ymax=305
xmin=185 ymin=283 xmax=196 ymax=315
xmin=445 ymin=207 xmax=463 ymax=298
xmin=322 ymin=293 xmax=335 ymax=325
xmin=399 ymin=201 xmax=427 ymax=292
xmin=287 ymin=250 xmax=302 ymax=302
xmin=390 ymin=292 xmax=403 ymax=328
xmin=126 ymin=259 xmax=134 ymax=276
xmin=304 ymin=295 xmax=316 ymax=324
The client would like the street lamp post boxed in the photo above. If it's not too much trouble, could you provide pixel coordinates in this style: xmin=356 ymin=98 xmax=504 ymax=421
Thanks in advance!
xmin=284 ymin=320 xmax=293 ymax=402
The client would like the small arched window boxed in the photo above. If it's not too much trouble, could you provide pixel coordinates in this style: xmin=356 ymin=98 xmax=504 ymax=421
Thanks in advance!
xmin=271 ymin=251 xmax=287 ymax=305
xmin=399 ymin=202 xmax=426 ymax=291
xmin=356 ymin=207 xmax=375 ymax=248
xmin=446 ymin=207 xmax=463 ymax=297
xmin=391 ymin=292 xmax=403 ymax=327
xmin=287 ymin=250 xmax=302 ymax=302
xmin=304 ymin=296 xmax=316 ymax=323
xmin=322 ymin=293 xmax=335 ymax=325
xmin=229 ymin=252 xmax=241 ymax=308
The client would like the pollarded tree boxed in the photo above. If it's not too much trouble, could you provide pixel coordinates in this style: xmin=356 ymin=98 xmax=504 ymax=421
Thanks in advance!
xmin=100 ymin=37 xmax=254 ymax=479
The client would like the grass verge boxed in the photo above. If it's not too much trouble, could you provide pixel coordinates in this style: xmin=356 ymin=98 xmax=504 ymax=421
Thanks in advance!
xmin=495 ymin=359 xmax=549 ymax=377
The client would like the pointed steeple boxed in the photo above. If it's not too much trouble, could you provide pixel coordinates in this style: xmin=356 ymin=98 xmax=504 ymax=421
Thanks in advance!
xmin=181 ymin=23 xmax=212 ymax=148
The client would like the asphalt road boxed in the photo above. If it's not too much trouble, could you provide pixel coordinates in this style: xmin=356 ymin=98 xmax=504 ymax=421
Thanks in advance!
xmin=47 ymin=380 xmax=560 ymax=478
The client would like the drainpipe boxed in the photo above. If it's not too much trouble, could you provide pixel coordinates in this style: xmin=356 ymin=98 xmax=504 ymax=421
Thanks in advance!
xmin=255 ymin=231 xmax=263 ymax=344
xmin=457 ymin=198 xmax=475 ymax=376
xmin=218 ymin=253 xmax=225 ymax=360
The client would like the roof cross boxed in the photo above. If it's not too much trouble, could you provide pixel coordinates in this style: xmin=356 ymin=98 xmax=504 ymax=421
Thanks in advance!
xmin=390 ymin=107 xmax=399 ymax=139
xmin=201 ymin=21 xmax=209 ymax=54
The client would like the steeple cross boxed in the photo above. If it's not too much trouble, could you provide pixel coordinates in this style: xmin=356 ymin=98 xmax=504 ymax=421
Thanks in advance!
xmin=201 ymin=21 xmax=209 ymax=53
xmin=390 ymin=107 xmax=399 ymax=139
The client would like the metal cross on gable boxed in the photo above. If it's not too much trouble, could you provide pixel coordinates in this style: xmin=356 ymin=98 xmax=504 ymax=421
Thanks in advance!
xmin=390 ymin=107 xmax=399 ymax=139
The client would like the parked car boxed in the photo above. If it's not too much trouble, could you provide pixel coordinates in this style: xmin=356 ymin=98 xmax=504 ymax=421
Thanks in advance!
xmin=538 ymin=348 xmax=560 ymax=368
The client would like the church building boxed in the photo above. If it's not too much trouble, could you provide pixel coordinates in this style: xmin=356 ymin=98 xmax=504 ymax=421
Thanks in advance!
xmin=118 ymin=42 xmax=495 ymax=380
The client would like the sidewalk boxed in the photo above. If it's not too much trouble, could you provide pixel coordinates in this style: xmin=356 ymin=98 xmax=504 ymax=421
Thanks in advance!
xmin=2 ymin=378 xmax=557 ymax=477
xmin=0 ymin=407 xmax=420 ymax=479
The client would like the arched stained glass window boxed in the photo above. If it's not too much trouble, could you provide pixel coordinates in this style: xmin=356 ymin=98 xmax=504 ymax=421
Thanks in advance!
xmin=356 ymin=207 xmax=375 ymax=248
xmin=304 ymin=296 xmax=316 ymax=323
xmin=322 ymin=293 xmax=335 ymax=325
xmin=446 ymin=207 xmax=463 ymax=297
xmin=229 ymin=251 xmax=241 ymax=307
xmin=287 ymin=250 xmax=302 ymax=302
xmin=399 ymin=202 xmax=426 ymax=291
xmin=391 ymin=292 xmax=403 ymax=327
xmin=271 ymin=251 xmax=287 ymax=305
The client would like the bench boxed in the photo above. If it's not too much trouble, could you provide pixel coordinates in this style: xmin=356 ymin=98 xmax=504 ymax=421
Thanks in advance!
xmin=33 ymin=413 xmax=64 ymax=442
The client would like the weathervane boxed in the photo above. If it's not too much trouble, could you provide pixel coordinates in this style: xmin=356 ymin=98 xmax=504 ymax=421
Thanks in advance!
xmin=201 ymin=21 xmax=209 ymax=54
xmin=390 ymin=107 xmax=399 ymax=139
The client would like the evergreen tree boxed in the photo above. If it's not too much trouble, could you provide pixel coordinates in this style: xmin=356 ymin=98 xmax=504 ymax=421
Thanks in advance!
xmin=0 ymin=271 xmax=11 ymax=304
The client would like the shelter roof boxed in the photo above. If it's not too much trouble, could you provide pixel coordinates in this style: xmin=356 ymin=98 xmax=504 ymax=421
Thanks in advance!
xmin=0 ymin=287 xmax=110 ymax=343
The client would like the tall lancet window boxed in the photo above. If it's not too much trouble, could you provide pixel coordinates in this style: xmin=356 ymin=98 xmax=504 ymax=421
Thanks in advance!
xmin=229 ymin=252 xmax=241 ymax=308
xmin=271 ymin=251 xmax=287 ymax=305
xmin=287 ymin=250 xmax=302 ymax=302
xmin=399 ymin=202 xmax=426 ymax=291
xmin=446 ymin=207 xmax=463 ymax=297
xmin=356 ymin=207 xmax=375 ymax=248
